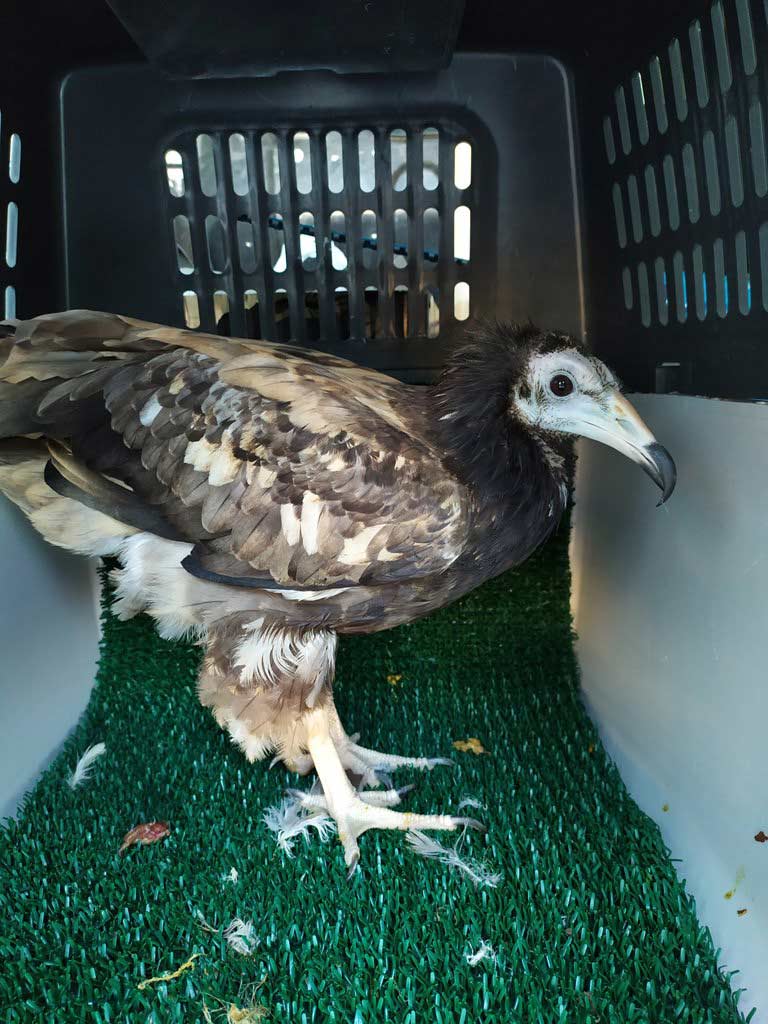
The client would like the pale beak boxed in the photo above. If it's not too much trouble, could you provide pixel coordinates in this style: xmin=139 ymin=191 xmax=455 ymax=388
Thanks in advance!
xmin=577 ymin=391 xmax=677 ymax=505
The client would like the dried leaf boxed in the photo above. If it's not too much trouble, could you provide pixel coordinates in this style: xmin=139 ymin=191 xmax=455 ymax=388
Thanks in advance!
xmin=120 ymin=820 xmax=170 ymax=853
xmin=452 ymin=737 xmax=488 ymax=755
xmin=755 ymin=830 xmax=768 ymax=843
xmin=737 ymin=908 xmax=748 ymax=917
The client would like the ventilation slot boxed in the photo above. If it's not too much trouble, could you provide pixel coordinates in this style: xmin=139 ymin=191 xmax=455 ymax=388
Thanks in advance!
xmin=454 ymin=282 xmax=470 ymax=321
xmin=689 ymin=21 xmax=709 ymax=108
xmin=454 ymin=206 xmax=471 ymax=263
xmin=712 ymin=2 xmax=733 ymax=93
xmin=725 ymin=116 xmax=744 ymax=206
xmin=364 ymin=287 xmax=380 ymax=339
xmin=612 ymin=184 xmax=628 ymax=248
xmin=358 ymin=130 xmax=375 ymax=192
xmin=668 ymin=39 xmax=688 ymax=122
xmin=638 ymin=262 xmax=651 ymax=326
xmin=237 ymin=218 xmax=257 ymax=274
xmin=735 ymin=231 xmax=750 ymax=313
xmin=183 ymin=291 xmax=200 ymax=328
xmin=274 ymin=289 xmax=290 ymax=340
xmin=693 ymin=244 xmax=707 ymax=319
xmin=361 ymin=210 xmax=377 ymax=270
xmin=615 ymin=86 xmax=632 ymax=154
xmin=173 ymin=215 xmax=194 ymax=274
xmin=454 ymin=142 xmax=472 ymax=189
xmin=229 ymin=134 xmax=249 ymax=196
xmin=394 ymin=209 xmax=408 ymax=269
xmin=330 ymin=211 xmax=348 ymax=271
xmin=622 ymin=267 xmax=634 ymax=309
xmin=682 ymin=144 xmax=700 ymax=223
xmin=326 ymin=132 xmax=344 ymax=194
xmin=293 ymin=132 xmax=312 ymax=194
xmin=662 ymin=155 xmax=680 ymax=230
xmin=391 ymin=129 xmax=407 ymax=192
xmin=213 ymin=290 xmax=230 ymax=331
xmin=299 ymin=212 xmax=318 ymax=271
xmin=735 ymin=0 xmax=757 ymax=75
xmin=332 ymin=286 xmax=349 ymax=339
xmin=423 ymin=128 xmax=439 ymax=189
xmin=654 ymin=257 xmax=669 ymax=324
xmin=649 ymin=57 xmax=669 ymax=134
xmin=196 ymin=134 xmax=217 ymax=196
xmin=425 ymin=287 xmax=440 ymax=338
xmin=9 ymin=134 xmax=21 ymax=184
xmin=165 ymin=149 xmax=185 ymax=197
xmin=205 ymin=216 xmax=227 ymax=274
xmin=627 ymin=175 xmax=644 ymax=242
xmin=631 ymin=72 xmax=649 ymax=145
xmin=703 ymin=131 xmax=722 ymax=215
xmin=749 ymin=101 xmax=768 ymax=197
xmin=394 ymin=285 xmax=408 ymax=337
xmin=261 ymin=134 xmax=280 ymax=195
xmin=603 ymin=117 xmax=617 ymax=164
xmin=644 ymin=166 xmax=661 ymax=236
xmin=673 ymin=251 xmax=687 ymax=322
xmin=244 ymin=289 xmax=261 ymax=337
xmin=713 ymin=238 xmax=727 ymax=317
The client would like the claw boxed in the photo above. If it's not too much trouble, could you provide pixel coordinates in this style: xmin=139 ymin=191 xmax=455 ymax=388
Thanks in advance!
xmin=396 ymin=783 xmax=417 ymax=799
xmin=458 ymin=817 xmax=487 ymax=833
xmin=345 ymin=851 xmax=361 ymax=880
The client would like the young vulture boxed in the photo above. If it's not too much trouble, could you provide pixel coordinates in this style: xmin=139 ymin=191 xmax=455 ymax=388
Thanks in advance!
xmin=0 ymin=311 xmax=675 ymax=874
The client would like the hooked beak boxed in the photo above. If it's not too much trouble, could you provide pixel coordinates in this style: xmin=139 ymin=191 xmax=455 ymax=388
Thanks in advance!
xmin=577 ymin=392 xmax=677 ymax=506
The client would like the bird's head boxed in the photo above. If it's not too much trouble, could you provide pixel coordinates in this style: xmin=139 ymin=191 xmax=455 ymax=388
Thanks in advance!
xmin=437 ymin=322 xmax=676 ymax=505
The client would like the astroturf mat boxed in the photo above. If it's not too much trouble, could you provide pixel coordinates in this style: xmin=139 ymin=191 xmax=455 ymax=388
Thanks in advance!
xmin=0 ymin=528 xmax=752 ymax=1024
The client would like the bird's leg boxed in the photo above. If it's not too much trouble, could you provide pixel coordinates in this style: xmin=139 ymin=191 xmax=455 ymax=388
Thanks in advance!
xmin=304 ymin=707 xmax=482 ymax=876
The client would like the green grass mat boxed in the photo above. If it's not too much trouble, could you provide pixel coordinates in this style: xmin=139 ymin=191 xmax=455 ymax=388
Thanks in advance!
xmin=0 ymin=528 xmax=752 ymax=1023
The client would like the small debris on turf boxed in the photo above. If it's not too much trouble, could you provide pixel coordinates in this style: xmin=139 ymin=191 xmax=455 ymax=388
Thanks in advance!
xmin=222 ymin=867 xmax=239 ymax=884
xmin=755 ymin=831 xmax=768 ymax=843
xmin=262 ymin=794 xmax=335 ymax=857
xmin=137 ymin=953 xmax=200 ymax=990
xmin=737 ymin=908 xmax=748 ymax=917
xmin=67 ymin=742 xmax=106 ymax=790
xmin=465 ymin=941 xmax=498 ymax=966
xmin=119 ymin=821 xmax=170 ymax=853
xmin=662 ymin=803 xmax=670 ymax=812
xmin=386 ymin=673 xmax=403 ymax=686
xmin=587 ymin=744 xmax=595 ymax=754
xmin=452 ymin=737 xmax=488 ymax=755
xmin=223 ymin=918 xmax=258 ymax=956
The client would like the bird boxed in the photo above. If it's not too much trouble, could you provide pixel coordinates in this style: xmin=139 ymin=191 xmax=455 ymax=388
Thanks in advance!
xmin=0 ymin=310 xmax=675 ymax=874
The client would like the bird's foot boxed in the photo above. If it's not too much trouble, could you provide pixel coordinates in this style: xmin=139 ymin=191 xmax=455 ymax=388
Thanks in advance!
xmin=303 ymin=708 xmax=483 ymax=876
xmin=274 ymin=732 xmax=453 ymax=788
xmin=288 ymin=782 xmax=417 ymax=811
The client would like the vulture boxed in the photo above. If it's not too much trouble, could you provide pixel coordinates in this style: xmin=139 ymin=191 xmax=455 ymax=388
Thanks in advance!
xmin=0 ymin=311 xmax=675 ymax=874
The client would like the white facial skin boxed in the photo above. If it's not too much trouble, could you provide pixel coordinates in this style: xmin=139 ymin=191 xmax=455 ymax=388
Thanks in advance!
xmin=512 ymin=348 xmax=676 ymax=502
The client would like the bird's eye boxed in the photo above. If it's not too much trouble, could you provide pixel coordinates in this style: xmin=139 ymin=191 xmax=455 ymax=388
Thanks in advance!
xmin=549 ymin=374 xmax=574 ymax=397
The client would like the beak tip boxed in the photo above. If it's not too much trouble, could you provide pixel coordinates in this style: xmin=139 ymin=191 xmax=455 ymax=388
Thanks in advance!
xmin=645 ymin=442 xmax=677 ymax=506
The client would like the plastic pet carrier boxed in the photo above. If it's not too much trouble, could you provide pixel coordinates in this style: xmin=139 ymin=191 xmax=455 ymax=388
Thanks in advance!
xmin=1 ymin=0 xmax=766 ymax=1020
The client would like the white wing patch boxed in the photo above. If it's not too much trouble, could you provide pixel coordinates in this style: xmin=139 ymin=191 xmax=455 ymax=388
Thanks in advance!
xmin=280 ymin=503 xmax=301 ymax=545
xmin=300 ymin=491 xmax=323 ymax=554
xmin=139 ymin=394 xmax=163 ymax=427
xmin=338 ymin=524 xmax=384 ymax=565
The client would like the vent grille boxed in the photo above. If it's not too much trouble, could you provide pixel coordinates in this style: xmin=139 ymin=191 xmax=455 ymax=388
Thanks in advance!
xmin=161 ymin=123 xmax=474 ymax=345
xmin=601 ymin=0 xmax=768 ymax=331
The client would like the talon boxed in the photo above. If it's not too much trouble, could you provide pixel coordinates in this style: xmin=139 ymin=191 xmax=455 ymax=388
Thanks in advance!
xmin=346 ymin=854 xmax=360 ymax=880
xmin=396 ymin=783 xmax=417 ymax=799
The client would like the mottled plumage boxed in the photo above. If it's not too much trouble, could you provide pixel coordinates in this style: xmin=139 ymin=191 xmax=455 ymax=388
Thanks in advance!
xmin=0 ymin=310 xmax=674 ymax=873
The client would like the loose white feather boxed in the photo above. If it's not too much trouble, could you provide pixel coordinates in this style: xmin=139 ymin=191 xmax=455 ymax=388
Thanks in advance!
xmin=465 ymin=941 xmax=498 ymax=966
xmin=223 ymin=918 xmax=258 ymax=956
xmin=405 ymin=830 xmax=502 ymax=888
xmin=262 ymin=795 xmax=335 ymax=857
xmin=67 ymin=742 xmax=106 ymax=790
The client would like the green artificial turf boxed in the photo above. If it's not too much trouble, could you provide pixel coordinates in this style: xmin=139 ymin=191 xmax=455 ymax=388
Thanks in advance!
xmin=0 ymin=526 xmax=753 ymax=1023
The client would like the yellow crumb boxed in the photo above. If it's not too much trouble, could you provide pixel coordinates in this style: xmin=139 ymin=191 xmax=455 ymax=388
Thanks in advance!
xmin=386 ymin=674 xmax=403 ymax=686
xmin=587 ymin=744 xmax=595 ymax=754
xmin=662 ymin=803 xmax=669 ymax=812
xmin=452 ymin=737 xmax=488 ymax=755
xmin=724 ymin=890 xmax=734 ymax=900
xmin=228 ymin=1005 xmax=269 ymax=1022
xmin=137 ymin=953 xmax=200 ymax=990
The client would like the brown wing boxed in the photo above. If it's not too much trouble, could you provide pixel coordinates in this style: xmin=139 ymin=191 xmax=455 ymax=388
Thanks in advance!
xmin=1 ymin=310 xmax=469 ymax=588
xmin=99 ymin=339 xmax=469 ymax=589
